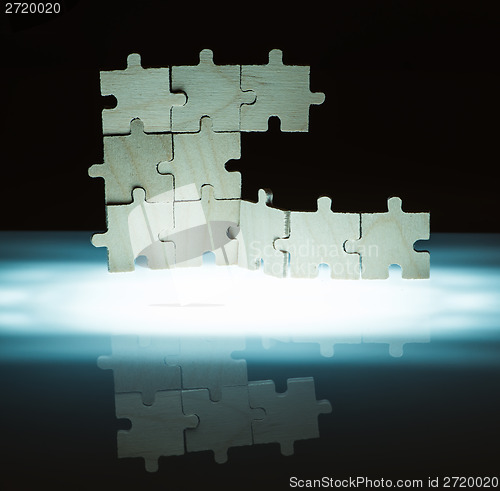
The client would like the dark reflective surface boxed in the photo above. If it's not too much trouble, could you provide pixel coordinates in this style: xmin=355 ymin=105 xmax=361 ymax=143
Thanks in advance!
xmin=1 ymin=232 xmax=499 ymax=489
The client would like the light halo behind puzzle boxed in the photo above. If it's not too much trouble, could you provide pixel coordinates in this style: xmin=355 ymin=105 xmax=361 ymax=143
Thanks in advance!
xmin=91 ymin=49 xmax=429 ymax=279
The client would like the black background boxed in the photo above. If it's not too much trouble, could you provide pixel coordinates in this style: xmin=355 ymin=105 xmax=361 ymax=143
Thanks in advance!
xmin=2 ymin=0 xmax=499 ymax=232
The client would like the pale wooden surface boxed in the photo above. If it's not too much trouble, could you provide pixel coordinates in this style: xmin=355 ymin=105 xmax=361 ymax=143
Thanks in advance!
xmin=264 ymin=332 xmax=363 ymax=357
xmin=248 ymin=377 xmax=332 ymax=456
xmin=171 ymin=49 xmax=256 ymax=132
xmin=116 ymin=390 xmax=198 ymax=472
xmin=236 ymin=188 xmax=290 ymax=278
xmin=95 ymin=52 xmax=430 ymax=280
xmin=97 ymin=335 xmax=181 ymax=406
xmin=275 ymin=197 xmax=361 ymax=279
xmin=89 ymin=118 xmax=173 ymax=204
xmin=100 ymin=53 xmax=186 ymax=135
xmin=183 ymin=386 xmax=264 ymax=463
xmin=157 ymin=116 xmax=241 ymax=201
xmin=159 ymin=184 xmax=240 ymax=267
xmin=240 ymin=49 xmax=325 ymax=131
xmin=164 ymin=336 xmax=248 ymax=402
xmin=344 ymin=197 xmax=430 ymax=279
xmin=92 ymin=187 xmax=175 ymax=272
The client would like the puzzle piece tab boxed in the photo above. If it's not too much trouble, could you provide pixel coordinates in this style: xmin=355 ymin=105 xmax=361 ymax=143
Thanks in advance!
xmin=262 ymin=331 xmax=363 ymax=358
xmin=92 ymin=187 xmax=174 ymax=272
xmin=248 ymin=377 xmax=332 ymax=455
xmin=241 ymin=49 xmax=325 ymax=132
xmin=344 ymin=197 xmax=430 ymax=279
xmin=115 ymin=390 xmax=198 ymax=472
xmin=97 ymin=335 xmax=181 ymax=405
xmin=275 ymin=197 xmax=361 ymax=279
xmin=164 ymin=336 xmax=248 ymax=402
xmin=160 ymin=185 xmax=240 ymax=267
xmin=182 ymin=386 xmax=264 ymax=463
xmin=157 ymin=116 xmax=241 ymax=201
xmin=236 ymin=188 xmax=290 ymax=278
xmin=100 ymin=53 xmax=186 ymax=135
xmin=89 ymin=118 xmax=173 ymax=204
xmin=171 ymin=49 xmax=256 ymax=132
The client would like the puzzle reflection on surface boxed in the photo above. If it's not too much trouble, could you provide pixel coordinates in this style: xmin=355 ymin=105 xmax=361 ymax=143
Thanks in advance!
xmin=91 ymin=49 xmax=430 ymax=280
xmin=101 ymin=335 xmax=332 ymax=471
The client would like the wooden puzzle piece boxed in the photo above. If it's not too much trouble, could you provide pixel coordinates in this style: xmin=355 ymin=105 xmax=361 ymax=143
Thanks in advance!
xmin=171 ymin=49 xmax=256 ymax=132
xmin=92 ymin=187 xmax=174 ymax=272
xmin=240 ymin=49 xmax=325 ymax=132
xmin=97 ymin=335 xmax=181 ymax=405
xmin=248 ymin=377 xmax=332 ymax=456
xmin=262 ymin=332 xmax=363 ymax=357
xmin=235 ymin=188 xmax=290 ymax=278
xmin=274 ymin=197 xmax=361 ymax=279
xmin=100 ymin=53 xmax=186 ymax=135
xmin=182 ymin=386 xmax=264 ymax=463
xmin=344 ymin=197 xmax=430 ymax=279
xmin=164 ymin=336 xmax=248 ymax=402
xmin=89 ymin=118 xmax=173 ymax=204
xmin=159 ymin=185 xmax=240 ymax=267
xmin=362 ymin=330 xmax=431 ymax=357
xmin=115 ymin=390 xmax=199 ymax=472
xmin=157 ymin=116 xmax=241 ymax=201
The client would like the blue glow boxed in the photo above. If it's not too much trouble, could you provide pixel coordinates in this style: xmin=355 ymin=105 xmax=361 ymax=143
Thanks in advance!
xmin=0 ymin=232 xmax=499 ymax=365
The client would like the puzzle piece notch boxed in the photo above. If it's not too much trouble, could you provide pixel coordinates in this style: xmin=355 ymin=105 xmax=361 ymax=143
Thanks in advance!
xmin=274 ymin=196 xmax=361 ymax=279
xmin=89 ymin=118 xmax=174 ymax=204
xmin=171 ymin=49 xmax=256 ymax=132
xmin=234 ymin=188 xmax=290 ymax=278
xmin=115 ymin=390 xmax=199 ymax=472
xmin=362 ymin=321 xmax=431 ymax=357
xmin=157 ymin=116 xmax=241 ymax=201
xmin=164 ymin=336 xmax=248 ymax=402
xmin=159 ymin=184 xmax=240 ymax=267
xmin=100 ymin=53 xmax=186 ymax=135
xmin=91 ymin=187 xmax=175 ymax=272
xmin=182 ymin=386 xmax=264 ymax=463
xmin=97 ymin=335 xmax=181 ymax=405
xmin=344 ymin=197 xmax=430 ymax=279
xmin=248 ymin=377 xmax=332 ymax=456
xmin=240 ymin=49 xmax=326 ymax=132
xmin=262 ymin=333 xmax=363 ymax=357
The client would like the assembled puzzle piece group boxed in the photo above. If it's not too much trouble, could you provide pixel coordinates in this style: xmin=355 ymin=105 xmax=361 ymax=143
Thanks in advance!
xmin=89 ymin=49 xmax=430 ymax=279
xmin=92 ymin=50 xmax=431 ymax=470
xmin=100 ymin=335 xmax=331 ymax=471
xmin=91 ymin=49 xmax=430 ymax=279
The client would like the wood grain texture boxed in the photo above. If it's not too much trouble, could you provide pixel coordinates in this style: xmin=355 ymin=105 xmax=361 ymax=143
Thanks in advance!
xmin=248 ymin=377 xmax=332 ymax=456
xmin=275 ymin=197 xmax=361 ymax=279
xmin=240 ymin=49 xmax=325 ymax=132
xmin=159 ymin=184 xmax=240 ymax=267
xmin=236 ymin=188 xmax=289 ymax=278
xmin=89 ymin=118 xmax=173 ymax=204
xmin=97 ymin=335 xmax=181 ymax=406
xmin=100 ymin=53 xmax=186 ymax=135
xmin=158 ymin=116 xmax=241 ymax=201
xmin=116 ymin=390 xmax=198 ymax=472
xmin=164 ymin=336 xmax=248 ymax=402
xmin=344 ymin=197 xmax=430 ymax=279
xmin=171 ymin=49 xmax=256 ymax=132
xmin=91 ymin=187 xmax=174 ymax=272
xmin=183 ymin=386 xmax=264 ymax=464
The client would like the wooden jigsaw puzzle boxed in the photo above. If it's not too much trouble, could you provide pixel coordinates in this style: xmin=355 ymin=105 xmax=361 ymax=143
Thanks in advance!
xmin=92 ymin=50 xmax=430 ymax=470
xmin=91 ymin=49 xmax=430 ymax=280
xmin=100 ymin=334 xmax=332 ymax=471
